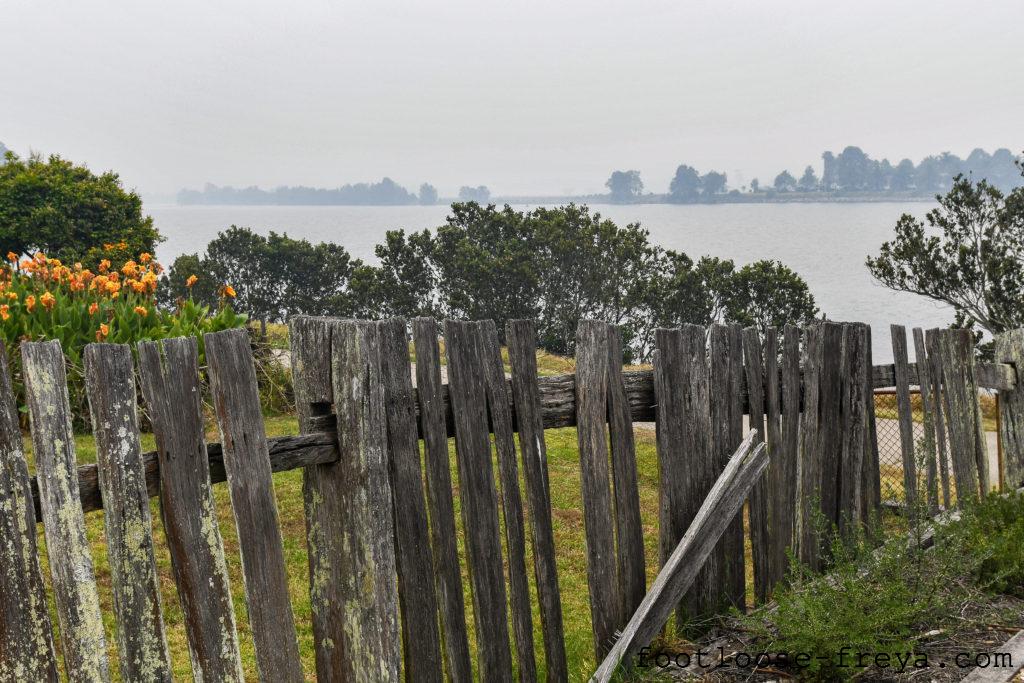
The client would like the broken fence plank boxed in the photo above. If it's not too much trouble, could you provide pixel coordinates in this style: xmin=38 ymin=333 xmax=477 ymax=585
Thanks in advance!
xmin=912 ymin=328 xmax=940 ymax=513
xmin=205 ymin=328 xmax=304 ymax=682
xmin=0 ymin=343 xmax=58 ymax=682
xmin=590 ymin=431 xmax=769 ymax=683
xmin=742 ymin=326 xmax=771 ymax=604
xmin=22 ymin=340 xmax=111 ymax=683
xmin=995 ymin=330 xmax=1024 ymax=490
xmin=83 ymin=343 xmax=172 ymax=682
xmin=925 ymin=328 xmax=953 ymax=508
xmin=891 ymin=325 xmax=918 ymax=507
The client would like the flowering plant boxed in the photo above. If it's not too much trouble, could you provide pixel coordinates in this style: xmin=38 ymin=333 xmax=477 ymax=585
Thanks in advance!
xmin=1 ymin=243 xmax=246 ymax=426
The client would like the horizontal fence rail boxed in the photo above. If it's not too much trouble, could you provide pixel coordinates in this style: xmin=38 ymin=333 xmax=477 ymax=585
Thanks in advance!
xmin=42 ymin=357 xmax=1017 ymax=519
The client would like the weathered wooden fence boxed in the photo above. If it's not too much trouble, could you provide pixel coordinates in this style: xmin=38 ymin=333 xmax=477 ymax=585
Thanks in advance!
xmin=1 ymin=317 xmax=1021 ymax=682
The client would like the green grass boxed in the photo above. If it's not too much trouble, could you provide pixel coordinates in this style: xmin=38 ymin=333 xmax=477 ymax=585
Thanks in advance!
xmin=25 ymin=417 xmax=673 ymax=681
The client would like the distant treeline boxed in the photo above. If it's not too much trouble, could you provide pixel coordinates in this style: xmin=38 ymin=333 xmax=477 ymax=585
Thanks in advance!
xmin=177 ymin=179 xmax=493 ymax=206
xmin=160 ymin=203 xmax=820 ymax=360
xmin=606 ymin=146 xmax=1022 ymax=203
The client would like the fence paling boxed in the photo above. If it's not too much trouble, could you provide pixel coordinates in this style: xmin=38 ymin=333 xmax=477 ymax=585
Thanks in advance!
xmin=742 ymin=326 xmax=772 ymax=604
xmin=926 ymin=328 xmax=954 ymax=506
xmin=138 ymin=337 xmax=244 ymax=682
xmin=912 ymin=327 xmax=941 ymax=513
xmin=891 ymin=325 xmax=918 ymax=508
xmin=0 ymin=342 xmax=58 ymax=683
xmin=84 ymin=343 xmax=172 ymax=681
xmin=996 ymin=330 xmax=1024 ymax=490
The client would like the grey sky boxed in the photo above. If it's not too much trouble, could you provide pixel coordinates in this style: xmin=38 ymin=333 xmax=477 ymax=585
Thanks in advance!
xmin=3 ymin=0 xmax=1022 ymax=198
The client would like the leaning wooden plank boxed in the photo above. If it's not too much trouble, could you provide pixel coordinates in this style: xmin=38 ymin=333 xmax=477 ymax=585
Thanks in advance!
xmin=574 ymin=320 xmax=621 ymax=657
xmin=890 ymin=325 xmax=918 ymax=506
xmin=912 ymin=328 xmax=940 ymax=512
xmin=959 ymin=630 xmax=1024 ymax=682
xmin=329 ymin=321 xmax=402 ymax=681
xmin=0 ymin=343 xmax=58 ymax=683
xmin=22 ymin=341 xmax=111 ymax=683
xmin=289 ymin=316 xmax=349 ymax=679
xmin=605 ymin=323 xmax=647 ymax=628
xmin=590 ymin=431 xmax=769 ymax=683
xmin=204 ymin=328 xmax=304 ymax=682
xmin=479 ymin=320 xmax=537 ymax=681
xmin=507 ymin=319 xmax=568 ymax=683
xmin=995 ymin=330 xmax=1024 ymax=490
xmin=444 ymin=320 xmax=514 ymax=680
xmin=83 ymin=343 xmax=172 ymax=682
xmin=137 ymin=337 xmax=244 ymax=682
xmin=742 ymin=326 xmax=771 ymax=603
xmin=926 ymin=329 xmax=953 ymax=507
xmin=861 ymin=324 xmax=883 ymax=521
xmin=708 ymin=325 xmax=745 ymax=608
xmin=838 ymin=324 xmax=868 ymax=536
xmin=377 ymin=319 xmax=444 ymax=682
xmin=412 ymin=318 xmax=473 ymax=682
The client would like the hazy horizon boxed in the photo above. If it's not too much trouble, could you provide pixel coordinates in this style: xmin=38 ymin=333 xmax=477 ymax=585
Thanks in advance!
xmin=3 ymin=0 xmax=1022 ymax=199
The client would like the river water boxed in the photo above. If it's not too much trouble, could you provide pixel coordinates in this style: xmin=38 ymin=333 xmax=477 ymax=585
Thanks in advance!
xmin=148 ymin=201 xmax=952 ymax=362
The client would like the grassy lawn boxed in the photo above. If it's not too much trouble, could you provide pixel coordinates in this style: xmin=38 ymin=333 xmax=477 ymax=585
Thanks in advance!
xmin=25 ymin=416 xmax=673 ymax=681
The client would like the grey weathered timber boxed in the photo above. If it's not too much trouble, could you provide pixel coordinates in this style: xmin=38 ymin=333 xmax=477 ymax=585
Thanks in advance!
xmin=444 ymin=320 xmax=514 ymax=680
xmin=959 ymin=630 xmax=1024 ymax=682
xmin=377 ymin=320 xmax=443 ymax=683
xmin=742 ymin=326 xmax=772 ymax=603
xmin=838 ymin=324 xmax=868 ymax=535
xmin=329 ymin=321 xmax=402 ymax=681
xmin=926 ymin=329 xmax=953 ymax=506
xmin=936 ymin=329 xmax=983 ymax=503
xmin=862 ymin=324 xmax=882 ymax=522
xmin=591 ymin=431 xmax=769 ymax=683
xmin=817 ymin=323 xmax=845 ymax=530
xmin=22 ymin=341 xmax=111 ymax=683
xmin=912 ymin=328 xmax=940 ymax=512
xmin=204 ymin=328 xmax=304 ymax=683
xmin=83 ymin=344 xmax=172 ymax=682
xmin=0 ymin=343 xmax=58 ymax=683
xmin=479 ymin=320 xmax=537 ymax=681
xmin=574 ymin=320 xmax=620 ymax=656
xmin=605 ymin=324 xmax=647 ymax=628
xmin=890 ymin=325 xmax=918 ymax=506
xmin=708 ymin=325 xmax=745 ymax=608
xmin=777 ymin=325 xmax=801 ymax=574
xmin=764 ymin=327 xmax=784 ymax=585
xmin=995 ymin=329 xmax=1024 ymax=490
xmin=290 ymin=316 xmax=350 ymax=680
xmin=411 ymin=318 xmax=473 ymax=682
xmin=798 ymin=325 xmax=822 ymax=569
xmin=506 ymin=319 xmax=568 ymax=683
xmin=137 ymin=337 xmax=244 ymax=682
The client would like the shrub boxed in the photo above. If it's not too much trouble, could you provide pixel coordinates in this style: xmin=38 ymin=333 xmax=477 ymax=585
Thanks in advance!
xmin=1 ymin=245 xmax=246 ymax=427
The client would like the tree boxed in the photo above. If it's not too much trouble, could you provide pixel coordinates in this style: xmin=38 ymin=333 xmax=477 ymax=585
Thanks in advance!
xmin=418 ymin=183 xmax=438 ymax=205
xmin=0 ymin=152 xmax=161 ymax=265
xmin=668 ymin=165 xmax=701 ymax=202
xmin=352 ymin=229 xmax=438 ymax=319
xmin=701 ymin=171 xmax=728 ymax=196
xmin=867 ymin=173 xmax=1024 ymax=339
xmin=457 ymin=185 xmax=491 ymax=203
xmin=798 ymin=166 xmax=819 ymax=191
xmin=724 ymin=260 xmax=819 ymax=333
xmin=605 ymin=170 xmax=643 ymax=203
xmin=891 ymin=159 xmax=916 ymax=191
xmin=773 ymin=170 xmax=797 ymax=192
xmin=750 ymin=178 xmax=760 ymax=193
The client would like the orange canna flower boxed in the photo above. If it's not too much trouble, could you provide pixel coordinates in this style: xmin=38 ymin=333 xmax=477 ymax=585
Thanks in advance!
xmin=6 ymin=291 xmax=16 ymax=301
xmin=121 ymin=260 xmax=138 ymax=276
xmin=40 ymin=292 xmax=56 ymax=310
xmin=185 ymin=274 xmax=198 ymax=288
xmin=139 ymin=252 xmax=152 ymax=264
xmin=25 ymin=295 xmax=36 ymax=312
xmin=0 ymin=305 xmax=8 ymax=321
xmin=88 ymin=302 xmax=99 ymax=315
xmin=96 ymin=323 xmax=109 ymax=341
xmin=222 ymin=285 xmax=237 ymax=298
xmin=133 ymin=305 xmax=148 ymax=316
xmin=130 ymin=280 xmax=145 ymax=293
xmin=6 ymin=252 xmax=17 ymax=262
xmin=105 ymin=280 xmax=120 ymax=295
xmin=98 ymin=259 xmax=111 ymax=273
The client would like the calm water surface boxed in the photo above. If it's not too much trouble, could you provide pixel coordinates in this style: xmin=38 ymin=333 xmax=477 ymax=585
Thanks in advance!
xmin=148 ymin=202 xmax=951 ymax=362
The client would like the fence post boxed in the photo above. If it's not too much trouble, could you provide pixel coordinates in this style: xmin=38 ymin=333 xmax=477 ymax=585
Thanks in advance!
xmin=995 ymin=329 xmax=1024 ymax=490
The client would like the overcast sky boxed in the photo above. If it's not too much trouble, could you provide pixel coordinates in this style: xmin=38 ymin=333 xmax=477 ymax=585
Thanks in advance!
xmin=3 ymin=0 xmax=1022 ymax=198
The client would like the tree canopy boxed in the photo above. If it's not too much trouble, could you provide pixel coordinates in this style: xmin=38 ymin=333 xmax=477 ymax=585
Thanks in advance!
xmin=605 ymin=170 xmax=644 ymax=203
xmin=0 ymin=152 xmax=161 ymax=265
